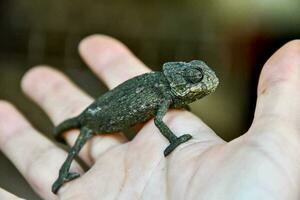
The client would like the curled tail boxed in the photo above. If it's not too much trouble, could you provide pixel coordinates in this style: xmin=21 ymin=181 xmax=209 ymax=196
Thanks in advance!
xmin=54 ymin=116 xmax=81 ymax=143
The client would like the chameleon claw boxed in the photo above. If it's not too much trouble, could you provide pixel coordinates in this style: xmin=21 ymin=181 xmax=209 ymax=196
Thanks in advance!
xmin=164 ymin=134 xmax=192 ymax=156
xmin=52 ymin=172 xmax=80 ymax=194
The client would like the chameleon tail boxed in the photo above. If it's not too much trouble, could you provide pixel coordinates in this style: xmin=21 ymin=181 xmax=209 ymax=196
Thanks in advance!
xmin=54 ymin=116 xmax=81 ymax=143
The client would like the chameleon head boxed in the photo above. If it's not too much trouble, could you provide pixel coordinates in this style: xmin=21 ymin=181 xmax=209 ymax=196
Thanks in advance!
xmin=163 ymin=60 xmax=219 ymax=104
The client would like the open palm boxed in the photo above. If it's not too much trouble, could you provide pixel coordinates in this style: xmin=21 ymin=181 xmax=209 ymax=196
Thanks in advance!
xmin=0 ymin=36 xmax=300 ymax=200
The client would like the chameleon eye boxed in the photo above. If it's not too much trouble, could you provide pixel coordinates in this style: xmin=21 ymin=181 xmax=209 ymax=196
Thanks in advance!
xmin=185 ymin=68 xmax=203 ymax=83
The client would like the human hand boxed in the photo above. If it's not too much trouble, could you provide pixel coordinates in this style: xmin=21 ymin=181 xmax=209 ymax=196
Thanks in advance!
xmin=0 ymin=35 xmax=300 ymax=200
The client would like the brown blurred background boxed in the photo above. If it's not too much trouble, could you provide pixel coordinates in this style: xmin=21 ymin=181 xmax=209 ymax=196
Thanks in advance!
xmin=0 ymin=0 xmax=299 ymax=199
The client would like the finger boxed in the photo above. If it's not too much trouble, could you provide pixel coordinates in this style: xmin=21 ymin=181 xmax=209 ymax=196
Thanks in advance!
xmin=248 ymin=40 xmax=300 ymax=141
xmin=77 ymin=34 xmax=151 ymax=159
xmin=0 ymin=188 xmax=25 ymax=200
xmin=21 ymin=66 xmax=94 ymax=164
xmin=21 ymin=66 xmax=126 ymax=165
xmin=79 ymin=34 xmax=151 ymax=89
xmin=78 ymin=35 xmax=223 ymax=159
xmin=0 ymin=101 xmax=82 ymax=199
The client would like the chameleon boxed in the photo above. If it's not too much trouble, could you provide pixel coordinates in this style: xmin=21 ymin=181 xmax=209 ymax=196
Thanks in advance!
xmin=52 ymin=60 xmax=219 ymax=194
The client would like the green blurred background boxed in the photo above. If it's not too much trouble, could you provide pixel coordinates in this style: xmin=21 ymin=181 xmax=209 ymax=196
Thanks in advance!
xmin=0 ymin=0 xmax=299 ymax=199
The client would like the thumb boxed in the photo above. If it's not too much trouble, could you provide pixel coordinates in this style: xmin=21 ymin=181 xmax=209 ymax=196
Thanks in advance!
xmin=250 ymin=40 xmax=300 ymax=136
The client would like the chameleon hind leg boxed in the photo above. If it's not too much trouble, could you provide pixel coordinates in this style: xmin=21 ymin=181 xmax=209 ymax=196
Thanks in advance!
xmin=52 ymin=127 xmax=93 ymax=194
xmin=155 ymin=98 xmax=192 ymax=157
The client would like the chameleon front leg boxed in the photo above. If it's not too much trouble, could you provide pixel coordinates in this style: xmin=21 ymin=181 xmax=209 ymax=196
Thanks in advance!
xmin=52 ymin=127 xmax=93 ymax=194
xmin=154 ymin=97 xmax=192 ymax=156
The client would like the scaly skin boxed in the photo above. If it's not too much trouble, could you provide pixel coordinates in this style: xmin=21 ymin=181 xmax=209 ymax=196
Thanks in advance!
xmin=52 ymin=60 xmax=219 ymax=193
xmin=1 ymin=36 xmax=300 ymax=200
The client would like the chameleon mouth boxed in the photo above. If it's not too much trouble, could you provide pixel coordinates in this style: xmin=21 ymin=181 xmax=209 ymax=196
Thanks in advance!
xmin=205 ymin=73 xmax=219 ymax=94
xmin=212 ymin=75 xmax=219 ymax=91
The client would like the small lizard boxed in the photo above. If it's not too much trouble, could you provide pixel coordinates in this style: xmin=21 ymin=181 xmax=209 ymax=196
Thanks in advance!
xmin=52 ymin=60 xmax=219 ymax=194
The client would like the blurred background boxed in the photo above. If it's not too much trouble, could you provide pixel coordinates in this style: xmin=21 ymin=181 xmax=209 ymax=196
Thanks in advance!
xmin=0 ymin=0 xmax=299 ymax=199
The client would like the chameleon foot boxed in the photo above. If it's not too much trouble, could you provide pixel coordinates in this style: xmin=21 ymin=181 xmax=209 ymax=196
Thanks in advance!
xmin=52 ymin=172 xmax=80 ymax=194
xmin=164 ymin=134 xmax=192 ymax=156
